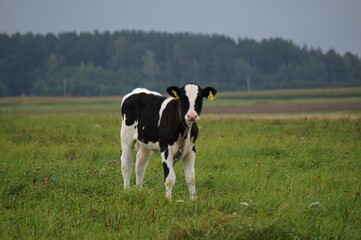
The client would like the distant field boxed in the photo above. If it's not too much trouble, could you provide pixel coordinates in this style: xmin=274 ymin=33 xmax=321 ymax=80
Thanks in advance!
xmin=0 ymin=87 xmax=361 ymax=112
xmin=0 ymin=112 xmax=360 ymax=239
xmin=217 ymin=87 xmax=361 ymax=100
xmin=0 ymin=96 xmax=120 ymax=112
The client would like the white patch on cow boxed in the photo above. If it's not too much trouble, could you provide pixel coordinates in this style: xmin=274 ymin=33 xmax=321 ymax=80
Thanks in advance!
xmin=121 ymin=115 xmax=138 ymax=141
xmin=184 ymin=84 xmax=200 ymax=123
xmin=121 ymin=88 xmax=161 ymax=107
xmin=120 ymin=115 xmax=138 ymax=189
xmin=185 ymin=84 xmax=199 ymax=105
xmin=158 ymin=97 xmax=174 ymax=126
xmin=167 ymin=128 xmax=194 ymax=162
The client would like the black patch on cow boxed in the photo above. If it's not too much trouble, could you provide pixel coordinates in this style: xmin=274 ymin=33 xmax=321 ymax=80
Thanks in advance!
xmin=121 ymin=93 xmax=163 ymax=127
xmin=191 ymin=123 xmax=199 ymax=142
xmin=121 ymin=92 xmax=165 ymax=144
xmin=162 ymin=162 xmax=170 ymax=182
xmin=164 ymin=149 xmax=169 ymax=160
xmin=194 ymin=94 xmax=203 ymax=116
xmin=160 ymin=144 xmax=168 ymax=153
xmin=192 ymin=146 xmax=196 ymax=153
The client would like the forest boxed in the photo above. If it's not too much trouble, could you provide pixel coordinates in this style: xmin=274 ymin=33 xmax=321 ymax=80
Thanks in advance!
xmin=0 ymin=30 xmax=360 ymax=96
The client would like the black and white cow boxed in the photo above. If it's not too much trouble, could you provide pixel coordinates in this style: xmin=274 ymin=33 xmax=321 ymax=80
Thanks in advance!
xmin=120 ymin=83 xmax=217 ymax=199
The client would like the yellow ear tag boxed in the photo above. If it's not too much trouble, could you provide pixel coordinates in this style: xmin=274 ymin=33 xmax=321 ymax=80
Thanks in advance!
xmin=172 ymin=90 xmax=179 ymax=99
xmin=207 ymin=91 xmax=215 ymax=101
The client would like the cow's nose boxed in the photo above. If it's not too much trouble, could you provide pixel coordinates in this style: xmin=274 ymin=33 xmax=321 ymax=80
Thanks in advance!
xmin=187 ymin=112 xmax=198 ymax=121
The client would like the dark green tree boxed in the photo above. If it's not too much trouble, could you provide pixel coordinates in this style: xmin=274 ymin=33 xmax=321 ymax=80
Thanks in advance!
xmin=0 ymin=31 xmax=360 ymax=96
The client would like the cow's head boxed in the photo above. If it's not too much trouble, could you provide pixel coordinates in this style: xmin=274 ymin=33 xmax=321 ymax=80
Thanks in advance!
xmin=167 ymin=84 xmax=217 ymax=125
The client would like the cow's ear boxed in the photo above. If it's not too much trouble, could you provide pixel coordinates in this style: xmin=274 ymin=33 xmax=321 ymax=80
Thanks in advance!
xmin=167 ymin=86 xmax=181 ymax=99
xmin=202 ymin=87 xmax=217 ymax=101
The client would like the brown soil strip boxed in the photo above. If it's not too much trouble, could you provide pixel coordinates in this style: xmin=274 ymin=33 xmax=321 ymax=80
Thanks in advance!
xmin=203 ymin=102 xmax=361 ymax=114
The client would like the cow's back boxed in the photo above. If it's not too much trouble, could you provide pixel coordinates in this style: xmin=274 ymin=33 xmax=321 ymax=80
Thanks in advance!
xmin=121 ymin=89 xmax=166 ymax=146
xmin=121 ymin=88 xmax=164 ymax=126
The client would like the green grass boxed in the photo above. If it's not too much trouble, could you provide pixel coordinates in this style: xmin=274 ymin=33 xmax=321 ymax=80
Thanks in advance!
xmin=1 ymin=110 xmax=360 ymax=239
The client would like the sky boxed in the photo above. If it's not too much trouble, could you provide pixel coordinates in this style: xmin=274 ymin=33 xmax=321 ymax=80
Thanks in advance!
xmin=1 ymin=0 xmax=361 ymax=56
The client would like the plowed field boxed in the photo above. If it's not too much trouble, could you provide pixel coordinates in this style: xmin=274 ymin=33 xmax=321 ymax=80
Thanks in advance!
xmin=204 ymin=101 xmax=361 ymax=114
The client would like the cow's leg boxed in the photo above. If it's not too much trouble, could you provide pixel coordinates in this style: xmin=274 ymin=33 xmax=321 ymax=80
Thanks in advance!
xmin=120 ymin=123 xmax=136 ymax=190
xmin=135 ymin=146 xmax=152 ymax=186
xmin=161 ymin=148 xmax=176 ymax=199
xmin=183 ymin=148 xmax=197 ymax=200
xmin=121 ymin=143 xmax=133 ymax=189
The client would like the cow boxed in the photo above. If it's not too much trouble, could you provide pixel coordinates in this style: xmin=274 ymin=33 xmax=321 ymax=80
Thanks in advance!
xmin=120 ymin=83 xmax=217 ymax=200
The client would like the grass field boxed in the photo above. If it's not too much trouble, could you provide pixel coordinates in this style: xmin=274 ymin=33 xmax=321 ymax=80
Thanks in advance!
xmin=1 ymin=88 xmax=361 ymax=239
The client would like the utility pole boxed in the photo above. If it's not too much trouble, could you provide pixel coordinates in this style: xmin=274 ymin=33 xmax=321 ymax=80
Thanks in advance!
xmin=246 ymin=75 xmax=251 ymax=91
xmin=63 ymin=78 xmax=67 ymax=97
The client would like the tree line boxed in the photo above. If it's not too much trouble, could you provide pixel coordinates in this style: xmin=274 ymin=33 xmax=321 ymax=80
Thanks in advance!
xmin=0 ymin=30 xmax=360 ymax=96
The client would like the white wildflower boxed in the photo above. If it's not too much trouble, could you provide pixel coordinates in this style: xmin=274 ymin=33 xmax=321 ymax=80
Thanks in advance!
xmin=308 ymin=201 xmax=322 ymax=207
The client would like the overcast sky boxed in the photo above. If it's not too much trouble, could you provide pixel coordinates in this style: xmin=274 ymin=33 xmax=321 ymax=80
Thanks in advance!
xmin=1 ymin=0 xmax=360 ymax=56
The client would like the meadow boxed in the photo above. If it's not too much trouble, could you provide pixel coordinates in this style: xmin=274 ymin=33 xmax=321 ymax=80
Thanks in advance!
xmin=1 ymin=88 xmax=361 ymax=239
